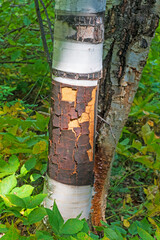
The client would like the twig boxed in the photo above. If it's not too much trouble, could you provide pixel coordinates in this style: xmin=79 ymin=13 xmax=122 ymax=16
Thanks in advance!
xmin=97 ymin=114 xmax=116 ymax=141
xmin=34 ymin=0 xmax=52 ymax=73
xmin=37 ymin=111 xmax=50 ymax=116
xmin=3 ymin=26 xmax=26 ymax=37
xmin=39 ymin=0 xmax=54 ymax=44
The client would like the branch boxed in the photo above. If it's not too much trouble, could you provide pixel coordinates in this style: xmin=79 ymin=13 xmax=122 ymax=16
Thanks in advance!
xmin=39 ymin=0 xmax=54 ymax=44
xmin=34 ymin=0 xmax=52 ymax=72
xmin=3 ymin=26 xmax=26 ymax=37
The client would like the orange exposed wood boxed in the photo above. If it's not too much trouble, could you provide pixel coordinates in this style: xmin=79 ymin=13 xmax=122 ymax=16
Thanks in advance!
xmin=48 ymin=81 xmax=97 ymax=185
xmin=61 ymin=87 xmax=77 ymax=102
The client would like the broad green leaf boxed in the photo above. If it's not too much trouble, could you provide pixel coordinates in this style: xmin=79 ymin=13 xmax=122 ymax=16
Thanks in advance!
xmin=104 ymin=227 xmax=120 ymax=240
xmin=46 ymin=208 xmax=61 ymax=234
xmin=24 ymin=194 xmax=47 ymax=209
xmin=128 ymin=222 xmax=138 ymax=235
xmin=90 ymin=232 xmax=99 ymax=239
xmin=0 ymin=175 xmax=17 ymax=195
xmin=1 ymin=223 xmax=20 ymax=239
xmin=23 ymin=16 xmax=31 ymax=26
xmin=36 ymin=231 xmax=53 ymax=240
xmin=11 ymin=50 xmax=22 ymax=61
xmin=0 ymin=155 xmax=20 ymax=178
xmin=28 ymin=207 xmax=46 ymax=224
xmin=0 ymin=224 xmax=8 ymax=233
xmin=52 ymin=201 xmax=64 ymax=227
xmin=155 ymin=230 xmax=160 ymax=240
xmin=33 ymin=113 xmax=49 ymax=131
xmin=132 ymin=139 xmax=142 ymax=151
xmin=141 ymin=123 xmax=154 ymax=145
xmin=80 ymin=220 xmax=90 ymax=234
xmin=133 ymin=155 xmax=153 ymax=169
xmin=137 ymin=227 xmax=154 ymax=240
xmin=46 ymin=202 xmax=64 ymax=234
xmin=77 ymin=232 xmax=92 ymax=239
xmin=32 ymin=140 xmax=47 ymax=154
xmin=20 ymin=157 xmax=37 ymax=176
xmin=9 ymin=148 xmax=32 ymax=154
xmin=120 ymin=138 xmax=130 ymax=146
xmin=60 ymin=218 xmax=84 ymax=235
xmin=130 ymin=237 xmax=139 ymax=240
xmin=6 ymin=194 xmax=26 ymax=208
xmin=10 ymin=185 xmax=34 ymax=198
xmin=30 ymin=173 xmax=42 ymax=182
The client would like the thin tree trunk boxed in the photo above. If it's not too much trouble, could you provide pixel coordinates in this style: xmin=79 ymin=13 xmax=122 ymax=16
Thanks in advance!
xmin=44 ymin=0 xmax=106 ymax=221
xmin=91 ymin=0 xmax=160 ymax=226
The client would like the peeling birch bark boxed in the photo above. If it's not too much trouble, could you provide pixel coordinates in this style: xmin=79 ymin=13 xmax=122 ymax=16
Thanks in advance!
xmin=44 ymin=0 xmax=106 ymax=220
xmin=91 ymin=0 xmax=160 ymax=226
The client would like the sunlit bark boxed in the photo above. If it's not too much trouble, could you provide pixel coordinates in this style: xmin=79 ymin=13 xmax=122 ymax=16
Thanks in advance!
xmin=92 ymin=0 xmax=160 ymax=226
xmin=44 ymin=0 xmax=106 ymax=221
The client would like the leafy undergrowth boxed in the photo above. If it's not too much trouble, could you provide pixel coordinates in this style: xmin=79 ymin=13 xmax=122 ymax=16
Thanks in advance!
xmin=0 ymin=102 xmax=159 ymax=239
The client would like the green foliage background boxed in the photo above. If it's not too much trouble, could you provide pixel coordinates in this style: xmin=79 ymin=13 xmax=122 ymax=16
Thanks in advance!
xmin=0 ymin=0 xmax=160 ymax=239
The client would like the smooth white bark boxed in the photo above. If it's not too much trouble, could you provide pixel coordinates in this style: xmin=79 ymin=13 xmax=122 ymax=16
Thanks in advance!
xmin=53 ymin=76 xmax=98 ymax=87
xmin=53 ymin=41 xmax=103 ymax=73
xmin=44 ymin=175 xmax=93 ymax=220
xmin=55 ymin=0 xmax=106 ymax=13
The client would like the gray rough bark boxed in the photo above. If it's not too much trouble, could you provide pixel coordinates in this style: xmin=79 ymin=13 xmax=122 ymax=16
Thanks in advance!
xmin=91 ymin=0 xmax=160 ymax=226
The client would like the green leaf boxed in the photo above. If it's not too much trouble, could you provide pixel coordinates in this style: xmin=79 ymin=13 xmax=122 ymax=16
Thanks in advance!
xmin=141 ymin=123 xmax=154 ymax=145
xmin=36 ymin=231 xmax=53 ymax=240
xmin=80 ymin=220 xmax=90 ymax=234
xmin=60 ymin=219 xmax=84 ymax=235
xmin=155 ymin=230 xmax=160 ymax=240
xmin=128 ymin=222 xmax=138 ymax=235
xmin=132 ymin=139 xmax=142 ymax=151
xmin=46 ymin=209 xmax=62 ymax=234
xmin=52 ymin=201 xmax=64 ymax=227
xmin=30 ymin=173 xmax=42 ymax=182
xmin=23 ymin=16 xmax=31 ymax=26
xmin=137 ymin=227 xmax=154 ymax=240
xmin=133 ymin=155 xmax=153 ymax=169
xmin=11 ymin=50 xmax=22 ymax=61
xmin=0 ymin=155 xmax=20 ymax=178
xmin=28 ymin=207 xmax=46 ymax=224
xmin=104 ymin=227 xmax=120 ymax=240
xmin=120 ymin=138 xmax=130 ymax=146
xmin=0 ymin=175 xmax=17 ymax=196
xmin=32 ymin=140 xmax=47 ymax=154
xmin=6 ymin=194 xmax=26 ymax=209
xmin=10 ymin=185 xmax=34 ymax=198
xmin=0 ymin=224 xmax=8 ymax=233
xmin=33 ymin=113 xmax=49 ymax=131
xmin=77 ymin=232 xmax=92 ymax=239
xmin=24 ymin=194 xmax=47 ymax=209
xmin=20 ymin=157 xmax=37 ymax=176
xmin=89 ymin=232 xmax=99 ymax=239
xmin=1 ymin=223 xmax=20 ymax=239
xmin=46 ymin=201 xmax=64 ymax=234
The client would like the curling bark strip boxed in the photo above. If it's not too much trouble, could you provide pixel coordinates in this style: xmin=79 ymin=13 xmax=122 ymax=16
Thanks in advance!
xmin=44 ymin=0 xmax=106 ymax=220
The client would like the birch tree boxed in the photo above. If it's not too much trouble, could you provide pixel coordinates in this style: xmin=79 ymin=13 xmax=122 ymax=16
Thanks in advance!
xmin=43 ymin=0 xmax=106 ymax=221
xmin=40 ymin=0 xmax=160 ymax=226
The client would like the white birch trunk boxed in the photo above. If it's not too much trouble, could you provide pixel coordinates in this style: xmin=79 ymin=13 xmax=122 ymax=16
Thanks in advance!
xmin=44 ymin=0 xmax=106 ymax=220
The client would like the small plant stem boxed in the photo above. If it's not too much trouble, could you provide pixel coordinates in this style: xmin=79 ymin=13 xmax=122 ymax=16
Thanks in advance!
xmin=39 ymin=0 xmax=54 ymax=44
xmin=34 ymin=0 xmax=52 ymax=73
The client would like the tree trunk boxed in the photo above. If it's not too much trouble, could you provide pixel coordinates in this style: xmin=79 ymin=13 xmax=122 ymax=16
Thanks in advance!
xmin=44 ymin=0 xmax=106 ymax=221
xmin=91 ymin=0 xmax=160 ymax=226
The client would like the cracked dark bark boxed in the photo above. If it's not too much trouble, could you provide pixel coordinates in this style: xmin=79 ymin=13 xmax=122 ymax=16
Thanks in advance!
xmin=91 ymin=0 xmax=160 ymax=226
